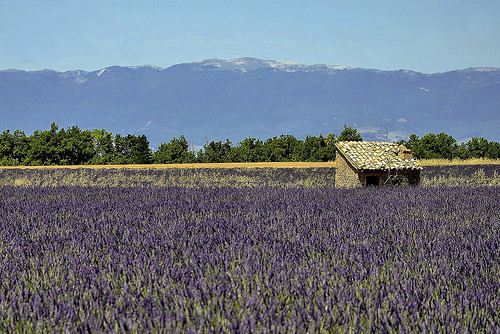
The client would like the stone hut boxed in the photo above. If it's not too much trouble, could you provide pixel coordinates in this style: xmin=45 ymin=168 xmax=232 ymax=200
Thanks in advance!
xmin=335 ymin=141 xmax=422 ymax=188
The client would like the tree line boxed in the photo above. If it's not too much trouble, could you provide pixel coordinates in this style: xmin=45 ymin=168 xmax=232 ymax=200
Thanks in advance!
xmin=397 ymin=132 xmax=500 ymax=160
xmin=0 ymin=122 xmax=498 ymax=166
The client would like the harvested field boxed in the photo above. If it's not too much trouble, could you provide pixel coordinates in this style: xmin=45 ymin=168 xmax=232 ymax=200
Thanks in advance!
xmin=1 ymin=160 xmax=500 ymax=187
xmin=0 ymin=166 xmax=336 ymax=188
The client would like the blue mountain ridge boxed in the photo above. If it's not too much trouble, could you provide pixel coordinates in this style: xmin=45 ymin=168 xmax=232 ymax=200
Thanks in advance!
xmin=1 ymin=57 xmax=499 ymax=148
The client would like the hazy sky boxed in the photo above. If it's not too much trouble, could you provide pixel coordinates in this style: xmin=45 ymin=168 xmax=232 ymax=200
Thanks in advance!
xmin=0 ymin=0 xmax=499 ymax=73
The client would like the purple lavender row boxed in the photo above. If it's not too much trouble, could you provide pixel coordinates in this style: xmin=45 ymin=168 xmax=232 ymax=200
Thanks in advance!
xmin=0 ymin=186 xmax=499 ymax=332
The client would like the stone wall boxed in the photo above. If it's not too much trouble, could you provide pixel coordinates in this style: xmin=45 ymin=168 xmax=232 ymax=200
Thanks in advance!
xmin=335 ymin=152 xmax=421 ymax=188
xmin=335 ymin=152 xmax=361 ymax=188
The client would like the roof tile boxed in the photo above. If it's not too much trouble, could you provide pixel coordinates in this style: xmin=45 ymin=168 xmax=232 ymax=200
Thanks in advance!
xmin=335 ymin=141 xmax=422 ymax=170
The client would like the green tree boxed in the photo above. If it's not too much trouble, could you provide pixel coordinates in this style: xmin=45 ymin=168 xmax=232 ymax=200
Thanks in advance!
xmin=466 ymin=137 xmax=490 ymax=159
xmin=132 ymin=134 xmax=153 ymax=164
xmin=398 ymin=134 xmax=421 ymax=151
xmin=298 ymin=134 xmax=331 ymax=162
xmin=399 ymin=132 xmax=458 ymax=159
xmin=58 ymin=126 xmax=96 ymax=165
xmin=90 ymin=129 xmax=115 ymax=164
xmin=235 ymin=137 xmax=264 ymax=162
xmin=24 ymin=122 xmax=61 ymax=165
xmin=262 ymin=134 xmax=302 ymax=162
xmin=486 ymin=141 xmax=500 ymax=159
xmin=12 ymin=130 xmax=29 ymax=165
xmin=114 ymin=133 xmax=130 ymax=163
xmin=114 ymin=134 xmax=152 ymax=164
xmin=198 ymin=139 xmax=233 ymax=163
xmin=420 ymin=132 xmax=457 ymax=159
xmin=0 ymin=130 xmax=16 ymax=165
xmin=456 ymin=137 xmax=500 ymax=160
xmin=337 ymin=125 xmax=363 ymax=142
xmin=153 ymin=135 xmax=195 ymax=164
xmin=323 ymin=132 xmax=337 ymax=161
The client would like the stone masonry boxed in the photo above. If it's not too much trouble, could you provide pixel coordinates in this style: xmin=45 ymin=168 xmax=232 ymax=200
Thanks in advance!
xmin=335 ymin=150 xmax=362 ymax=188
xmin=335 ymin=141 xmax=422 ymax=188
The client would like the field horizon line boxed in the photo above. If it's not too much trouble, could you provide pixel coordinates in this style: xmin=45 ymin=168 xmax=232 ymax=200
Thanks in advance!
xmin=1 ymin=157 xmax=500 ymax=170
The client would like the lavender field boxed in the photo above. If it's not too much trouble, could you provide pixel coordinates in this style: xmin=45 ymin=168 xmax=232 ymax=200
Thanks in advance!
xmin=1 ymin=183 xmax=499 ymax=332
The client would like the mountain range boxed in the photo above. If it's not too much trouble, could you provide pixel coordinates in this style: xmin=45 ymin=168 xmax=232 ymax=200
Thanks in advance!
xmin=1 ymin=57 xmax=499 ymax=148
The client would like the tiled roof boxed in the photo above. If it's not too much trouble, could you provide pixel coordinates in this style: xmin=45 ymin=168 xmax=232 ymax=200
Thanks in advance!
xmin=335 ymin=141 xmax=422 ymax=170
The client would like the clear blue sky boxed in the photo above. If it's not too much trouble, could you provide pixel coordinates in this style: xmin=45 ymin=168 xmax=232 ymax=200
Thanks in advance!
xmin=0 ymin=0 xmax=499 ymax=73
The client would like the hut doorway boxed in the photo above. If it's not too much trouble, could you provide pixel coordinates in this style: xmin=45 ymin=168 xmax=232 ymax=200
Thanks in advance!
xmin=366 ymin=176 xmax=380 ymax=186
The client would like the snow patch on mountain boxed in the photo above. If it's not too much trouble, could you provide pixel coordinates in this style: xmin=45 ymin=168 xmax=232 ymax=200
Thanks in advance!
xmin=96 ymin=69 xmax=107 ymax=77
xmin=68 ymin=70 xmax=90 ymax=84
xmin=74 ymin=77 xmax=88 ymax=84
xmin=126 ymin=65 xmax=165 ymax=71
xmin=470 ymin=67 xmax=498 ymax=72
xmin=328 ymin=65 xmax=356 ymax=70
xmin=188 ymin=57 xmax=360 ymax=74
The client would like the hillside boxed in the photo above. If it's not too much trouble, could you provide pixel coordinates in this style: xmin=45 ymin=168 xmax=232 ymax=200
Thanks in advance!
xmin=1 ymin=57 xmax=499 ymax=148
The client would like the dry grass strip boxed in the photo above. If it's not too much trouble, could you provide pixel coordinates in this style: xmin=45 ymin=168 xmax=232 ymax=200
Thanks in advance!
xmin=420 ymin=158 xmax=500 ymax=166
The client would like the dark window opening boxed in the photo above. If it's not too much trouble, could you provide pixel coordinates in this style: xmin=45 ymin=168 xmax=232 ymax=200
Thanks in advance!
xmin=366 ymin=176 xmax=379 ymax=186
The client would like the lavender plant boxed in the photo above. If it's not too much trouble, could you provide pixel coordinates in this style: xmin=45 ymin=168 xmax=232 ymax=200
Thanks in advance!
xmin=423 ymin=164 xmax=500 ymax=179
xmin=421 ymin=165 xmax=500 ymax=187
xmin=0 ymin=185 xmax=499 ymax=332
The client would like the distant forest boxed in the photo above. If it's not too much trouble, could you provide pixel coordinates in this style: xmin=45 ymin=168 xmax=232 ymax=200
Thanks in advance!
xmin=1 ymin=122 xmax=499 ymax=166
